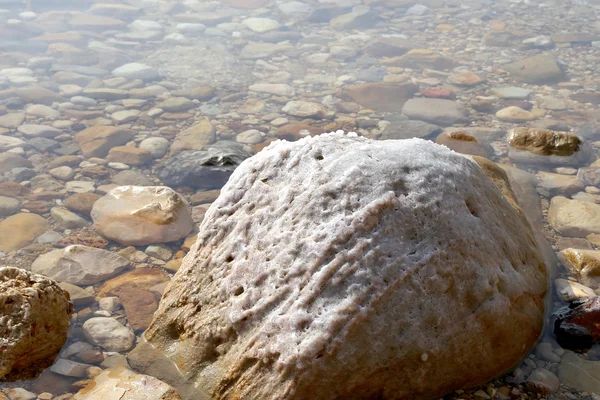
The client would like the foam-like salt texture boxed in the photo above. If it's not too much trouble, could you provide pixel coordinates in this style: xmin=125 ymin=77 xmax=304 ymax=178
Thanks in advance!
xmin=145 ymin=131 xmax=547 ymax=400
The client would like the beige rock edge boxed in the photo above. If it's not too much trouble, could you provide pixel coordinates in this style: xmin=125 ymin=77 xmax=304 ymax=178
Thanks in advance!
xmin=140 ymin=133 xmax=547 ymax=400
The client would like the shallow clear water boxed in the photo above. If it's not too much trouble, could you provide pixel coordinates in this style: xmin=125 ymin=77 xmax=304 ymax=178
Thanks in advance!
xmin=0 ymin=0 xmax=599 ymax=398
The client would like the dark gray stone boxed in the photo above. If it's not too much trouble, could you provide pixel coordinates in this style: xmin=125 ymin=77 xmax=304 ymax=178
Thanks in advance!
xmin=158 ymin=141 xmax=250 ymax=189
xmin=380 ymin=120 xmax=442 ymax=140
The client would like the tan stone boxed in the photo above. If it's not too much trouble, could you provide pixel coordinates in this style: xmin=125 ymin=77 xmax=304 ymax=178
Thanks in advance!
xmin=64 ymin=193 xmax=102 ymax=216
xmin=98 ymin=267 xmax=170 ymax=297
xmin=74 ymin=366 xmax=181 ymax=400
xmin=381 ymin=49 xmax=456 ymax=70
xmin=0 ymin=213 xmax=50 ymax=252
xmin=548 ymin=196 xmax=600 ymax=238
xmin=344 ymin=82 xmax=418 ymax=112
xmin=0 ymin=267 xmax=73 ymax=380
xmin=74 ymin=126 xmax=134 ymax=158
xmin=496 ymin=106 xmax=536 ymax=122
xmin=169 ymin=120 xmax=215 ymax=156
xmin=107 ymin=146 xmax=153 ymax=165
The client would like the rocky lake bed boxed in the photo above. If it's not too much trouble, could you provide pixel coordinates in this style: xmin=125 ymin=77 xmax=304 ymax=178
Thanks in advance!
xmin=1 ymin=0 xmax=600 ymax=399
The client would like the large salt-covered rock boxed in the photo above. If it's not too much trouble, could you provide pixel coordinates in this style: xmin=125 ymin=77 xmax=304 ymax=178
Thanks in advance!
xmin=0 ymin=267 xmax=73 ymax=380
xmin=91 ymin=186 xmax=193 ymax=246
xmin=144 ymin=132 xmax=547 ymax=399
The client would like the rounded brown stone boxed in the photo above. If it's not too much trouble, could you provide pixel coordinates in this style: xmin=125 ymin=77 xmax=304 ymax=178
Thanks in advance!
xmin=64 ymin=193 xmax=102 ymax=216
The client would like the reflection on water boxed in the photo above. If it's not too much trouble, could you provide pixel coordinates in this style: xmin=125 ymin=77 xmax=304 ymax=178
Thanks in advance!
xmin=0 ymin=0 xmax=599 ymax=398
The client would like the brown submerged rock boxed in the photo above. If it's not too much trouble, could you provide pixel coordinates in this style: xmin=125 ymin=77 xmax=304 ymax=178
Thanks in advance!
xmin=345 ymin=82 xmax=419 ymax=112
xmin=142 ymin=133 xmax=546 ymax=400
xmin=436 ymin=131 xmax=493 ymax=158
xmin=0 ymin=267 xmax=73 ymax=380
xmin=508 ymin=128 xmax=581 ymax=157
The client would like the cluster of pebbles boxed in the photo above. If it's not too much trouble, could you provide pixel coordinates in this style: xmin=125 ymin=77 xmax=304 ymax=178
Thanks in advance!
xmin=1 ymin=0 xmax=600 ymax=398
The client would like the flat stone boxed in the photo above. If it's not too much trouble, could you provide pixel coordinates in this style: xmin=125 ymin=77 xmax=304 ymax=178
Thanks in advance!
xmin=171 ymin=87 xmax=214 ymax=101
xmin=0 ymin=213 xmax=50 ymax=252
xmin=491 ymin=87 xmax=533 ymax=100
xmin=345 ymin=83 xmax=418 ymax=112
xmin=111 ymin=170 xmax=153 ymax=186
xmin=58 ymin=282 xmax=95 ymax=307
xmin=49 ymin=166 xmax=76 ymax=181
xmin=504 ymin=54 xmax=565 ymax=84
xmin=249 ymin=83 xmax=295 ymax=96
xmin=116 ymin=287 xmax=158 ymax=332
xmin=72 ymin=366 xmax=180 ymax=399
xmin=50 ymin=359 xmax=91 ymax=378
xmin=0 ymin=136 xmax=25 ymax=152
xmin=74 ymin=126 xmax=134 ymax=158
xmin=17 ymin=124 xmax=62 ymax=138
xmin=107 ymin=146 xmax=153 ymax=166
xmin=50 ymin=207 xmax=89 ymax=229
xmin=527 ymin=368 xmax=560 ymax=393
xmin=381 ymin=49 xmax=456 ymax=70
xmin=549 ymin=197 xmax=600 ymax=238
xmin=158 ymin=97 xmax=195 ymax=113
xmin=0 ymin=196 xmax=20 ymax=217
xmin=402 ymin=98 xmax=469 ymax=125
xmin=0 ymin=113 xmax=25 ymax=128
xmin=16 ymin=86 xmax=64 ymax=105
xmin=69 ymin=13 xmax=126 ymax=30
xmin=111 ymin=110 xmax=139 ymax=124
xmin=496 ymin=106 xmax=535 ymax=122
xmin=32 ymin=245 xmax=129 ymax=285
xmin=282 ymin=101 xmax=327 ymax=119
xmin=364 ymin=37 xmax=421 ymax=58
xmin=380 ymin=120 xmax=442 ymax=140
xmin=558 ymin=351 xmax=600 ymax=393
xmin=447 ymin=71 xmax=485 ymax=86
xmin=536 ymin=171 xmax=585 ymax=197
xmin=169 ymin=120 xmax=215 ymax=156
xmin=98 ymin=267 xmax=170 ymax=297
xmin=82 ymin=88 xmax=128 ymax=101
xmin=242 ymin=17 xmax=280 ymax=33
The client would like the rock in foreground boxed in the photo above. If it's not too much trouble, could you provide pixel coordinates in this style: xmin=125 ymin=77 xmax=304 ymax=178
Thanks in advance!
xmin=144 ymin=132 xmax=547 ymax=400
xmin=0 ymin=267 xmax=73 ymax=380
xmin=91 ymin=186 xmax=193 ymax=246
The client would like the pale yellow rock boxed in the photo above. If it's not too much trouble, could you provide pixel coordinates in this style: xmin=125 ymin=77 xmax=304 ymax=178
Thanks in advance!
xmin=168 ymin=120 xmax=215 ymax=156
xmin=0 ymin=213 xmax=50 ymax=252
xmin=496 ymin=106 xmax=536 ymax=122
xmin=74 ymin=366 xmax=181 ymax=400
xmin=91 ymin=186 xmax=193 ymax=246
